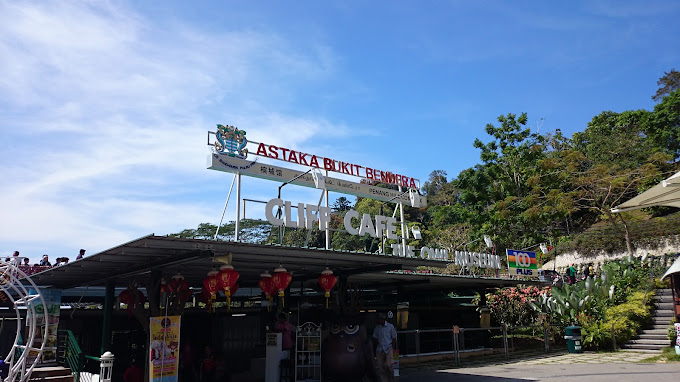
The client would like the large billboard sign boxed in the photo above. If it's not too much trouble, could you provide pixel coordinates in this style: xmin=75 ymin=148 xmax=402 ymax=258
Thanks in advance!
xmin=209 ymin=124 xmax=422 ymax=191
xmin=506 ymin=249 xmax=538 ymax=277
xmin=208 ymin=154 xmax=427 ymax=206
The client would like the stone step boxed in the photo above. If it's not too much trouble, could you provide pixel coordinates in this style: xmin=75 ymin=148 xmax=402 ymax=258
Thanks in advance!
xmin=654 ymin=310 xmax=675 ymax=317
xmin=653 ymin=296 xmax=673 ymax=303
xmin=626 ymin=338 xmax=669 ymax=345
xmin=654 ymin=302 xmax=675 ymax=310
xmin=620 ymin=343 xmax=668 ymax=351
xmin=650 ymin=324 xmax=671 ymax=330
xmin=30 ymin=367 xmax=72 ymax=378
xmin=28 ymin=375 xmax=74 ymax=382
xmin=619 ymin=348 xmax=662 ymax=353
xmin=638 ymin=334 xmax=669 ymax=341
xmin=641 ymin=329 xmax=669 ymax=335
xmin=28 ymin=367 xmax=74 ymax=382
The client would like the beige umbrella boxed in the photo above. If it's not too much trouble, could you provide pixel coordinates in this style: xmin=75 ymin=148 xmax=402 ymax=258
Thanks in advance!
xmin=661 ymin=257 xmax=680 ymax=281
xmin=611 ymin=171 xmax=680 ymax=212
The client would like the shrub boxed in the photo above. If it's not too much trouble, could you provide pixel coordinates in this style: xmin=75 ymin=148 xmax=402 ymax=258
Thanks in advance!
xmin=488 ymin=286 xmax=551 ymax=327
xmin=580 ymin=291 xmax=654 ymax=350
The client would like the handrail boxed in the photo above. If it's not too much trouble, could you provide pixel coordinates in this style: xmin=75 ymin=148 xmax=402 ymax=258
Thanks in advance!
xmin=59 ymin=330 xmax=84 ymax=382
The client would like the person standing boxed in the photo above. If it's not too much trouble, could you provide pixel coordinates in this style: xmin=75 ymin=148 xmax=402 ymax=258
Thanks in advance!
xmin=10 ymin=251 xmax=20 ymax=266
xmin=274 ymin=313 xmax=294 ymax=353
xmin=123 ymin=359 xmax=143 ymax=382
xmin=372 ymin=313 xmax=397 ymax=382
xmin=76 ymin=249 xmax=86 ymax=260
xmin=39 ymin=255 xmax=51 ymax=267
xmin=567 ymin=263 xmax=577 ymax=285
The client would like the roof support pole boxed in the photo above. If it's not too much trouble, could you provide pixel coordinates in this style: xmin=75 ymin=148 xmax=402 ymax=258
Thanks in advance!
xmin=100 ymin=280 xmax=115 ymax=354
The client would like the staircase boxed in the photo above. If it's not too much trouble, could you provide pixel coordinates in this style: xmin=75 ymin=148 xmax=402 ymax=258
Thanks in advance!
xmin=622 ymin=288 xmax=674 ymax=353
xmin=27 ymin=366 xmax=74 ymax=382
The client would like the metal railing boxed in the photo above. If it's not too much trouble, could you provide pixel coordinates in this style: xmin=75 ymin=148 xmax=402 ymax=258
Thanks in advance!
xmin=59 ymin=330 xmax=85 ymax=382
xmin=397 ymin=324 xmax=567 ymax=366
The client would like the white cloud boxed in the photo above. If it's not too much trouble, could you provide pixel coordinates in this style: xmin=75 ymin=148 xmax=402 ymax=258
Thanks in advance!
xmin=0 ymin=0 xmax=353 ymax=259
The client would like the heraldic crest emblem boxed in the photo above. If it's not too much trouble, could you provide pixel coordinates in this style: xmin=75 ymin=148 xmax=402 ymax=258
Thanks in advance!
xmin=215 ymin=124 xmax=248 ymax=159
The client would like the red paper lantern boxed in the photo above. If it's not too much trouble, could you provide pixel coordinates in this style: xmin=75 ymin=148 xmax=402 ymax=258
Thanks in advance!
xmin=218 ymin=265 xmax=240 ymax=311
xmin=119 ymin=288 xmax=144 ymax=316
xmin=317 ymin=268 xmax=337 ymax=309
xmin=272 ymin=266 xmax=292 ymax=307
xmin=202 ymin=270 xmax=219 ymax=312
xmin=169 ymin=273 xmax=191 ymax=301
xmin=258 ymin=271 xmax=275 ymax=311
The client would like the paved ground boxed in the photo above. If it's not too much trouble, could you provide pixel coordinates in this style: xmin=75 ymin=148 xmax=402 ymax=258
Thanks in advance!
xmin=398 ymin=350 xmax=679 ymax=382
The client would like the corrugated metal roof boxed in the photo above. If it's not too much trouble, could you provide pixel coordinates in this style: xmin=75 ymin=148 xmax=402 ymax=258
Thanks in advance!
xmin=27 ymin=235 xmax=535 ymax=291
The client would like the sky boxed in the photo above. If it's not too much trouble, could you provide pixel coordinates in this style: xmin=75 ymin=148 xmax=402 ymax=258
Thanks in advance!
xmin=1 ymin=0 xmax=679 ymax=263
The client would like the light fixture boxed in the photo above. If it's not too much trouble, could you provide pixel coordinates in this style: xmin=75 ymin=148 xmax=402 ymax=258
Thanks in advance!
xmin=483 ymin=235 xmax=493 ymax=249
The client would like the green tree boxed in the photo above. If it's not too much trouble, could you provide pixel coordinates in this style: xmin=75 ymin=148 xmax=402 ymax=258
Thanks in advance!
xmin=652 ymin=69 xmax=680 ymax=102
xmin=648 ymin=89 xmax=680 ymax=162
xmin=572 ymin=110 xmax=656 ymax=169
xmin=331 ymin=196 xmax=353 ymax=212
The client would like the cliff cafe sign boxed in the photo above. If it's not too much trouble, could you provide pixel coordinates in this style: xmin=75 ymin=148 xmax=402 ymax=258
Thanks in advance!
xmin=264 ymin=197 xmax=502 ymax=268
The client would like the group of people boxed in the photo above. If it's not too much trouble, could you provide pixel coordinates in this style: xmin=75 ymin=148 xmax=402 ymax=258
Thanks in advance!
xmin=566 ymin=262 xmax=596 ymax=285
xmin=4 ymin=249 xmax=86 ymax=267
xmin=3 ymin=249 xmax=87 ymax=276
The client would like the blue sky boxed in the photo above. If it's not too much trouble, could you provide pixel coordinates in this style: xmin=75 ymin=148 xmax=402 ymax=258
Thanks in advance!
xmin=1 ymin=0 xmax=678 ymax=263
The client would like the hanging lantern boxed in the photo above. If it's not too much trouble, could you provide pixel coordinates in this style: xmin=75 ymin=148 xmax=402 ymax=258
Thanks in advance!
xmin=317 ymin=268 xmax=338 ymax=309
xmin=272 ymin=265 xmax=292 ymax=308
xmin=168 ymin=272 xmax=191 ymax=301
xmin=218 ymin=265 xmax=240 ymax=311
xmin=119 ymin=288 xmax=144 ymax=317
xmin=202 ymin=270 xmax=219 ymax=313
xmin=258 ymin=271 xmax=275 ymax=312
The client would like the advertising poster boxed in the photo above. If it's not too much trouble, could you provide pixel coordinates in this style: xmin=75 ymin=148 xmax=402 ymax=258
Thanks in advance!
xmin=27 ymin=289 xmax=61 ymax=364
xmin=149 ymin=315 xmax=181 ymax=382
xmin=506 ymin=249 xmax=538 ymax=277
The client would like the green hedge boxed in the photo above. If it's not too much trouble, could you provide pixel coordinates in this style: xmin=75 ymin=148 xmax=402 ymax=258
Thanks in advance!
xmin=580 ymin=291 xmax=654 ymax=350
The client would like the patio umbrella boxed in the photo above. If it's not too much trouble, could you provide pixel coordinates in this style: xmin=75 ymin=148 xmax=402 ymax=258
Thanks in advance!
xmin=612 ymin=171 xmax=680 ymax=213
xmin=661 ymin=257 xmax=680 ymax=281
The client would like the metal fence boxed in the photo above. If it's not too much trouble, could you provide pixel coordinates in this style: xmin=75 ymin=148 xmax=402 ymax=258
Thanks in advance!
xmin=397 ymin=324 xmax=568 ymax=365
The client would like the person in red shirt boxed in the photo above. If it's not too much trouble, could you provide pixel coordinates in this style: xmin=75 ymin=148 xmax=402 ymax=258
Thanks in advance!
xmin=123 ymin=359 xmax=143 ymax=382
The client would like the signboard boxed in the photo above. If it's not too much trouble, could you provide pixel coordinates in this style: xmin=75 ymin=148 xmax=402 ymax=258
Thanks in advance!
xmin=506 ymin=249 xmax=538 ymax=277
xmin=210 ymin=124 xmax=421 ymax=188
xmin=27 ymin=289 xmax=61 ymax=364
xmin=208 ymin=154 xmax=427 ymax=206
xmin=149 ymin=316 xmax=181 ymax=382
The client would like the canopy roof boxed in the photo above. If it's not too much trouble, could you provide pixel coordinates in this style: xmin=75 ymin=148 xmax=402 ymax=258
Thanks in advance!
xmin=661 ymin=257 xmax=680 ymax=281
xmin=612 ymin=171 xmax=680 ymax=213
xmin=26 ymin=235 xmax=533 ymax=291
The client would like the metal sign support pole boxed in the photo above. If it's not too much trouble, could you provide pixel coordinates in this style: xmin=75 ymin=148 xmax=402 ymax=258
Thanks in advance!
xmin=235 ymin=172 xmax=241 ymax=242
xmin=214 ymin=174 xmax=237 ymax=240
xmin=325 ymin=171 xmax=330 ymax=250
xmin=398 ymin=186 xmax=407 ymax=257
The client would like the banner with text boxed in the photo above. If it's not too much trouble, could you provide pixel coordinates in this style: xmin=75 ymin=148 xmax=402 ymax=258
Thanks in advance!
xmin=149 ymin=315 xmax=181 ymax=382
xmin=506 ymin=249 xmax=538 ymax=277
xmin=27 ymin=289 xmax=61 ymax=364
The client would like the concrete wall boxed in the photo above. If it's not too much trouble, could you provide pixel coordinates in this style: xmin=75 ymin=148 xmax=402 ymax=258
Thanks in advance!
xmin=541 ymin=235 xmax=680 ymax=274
